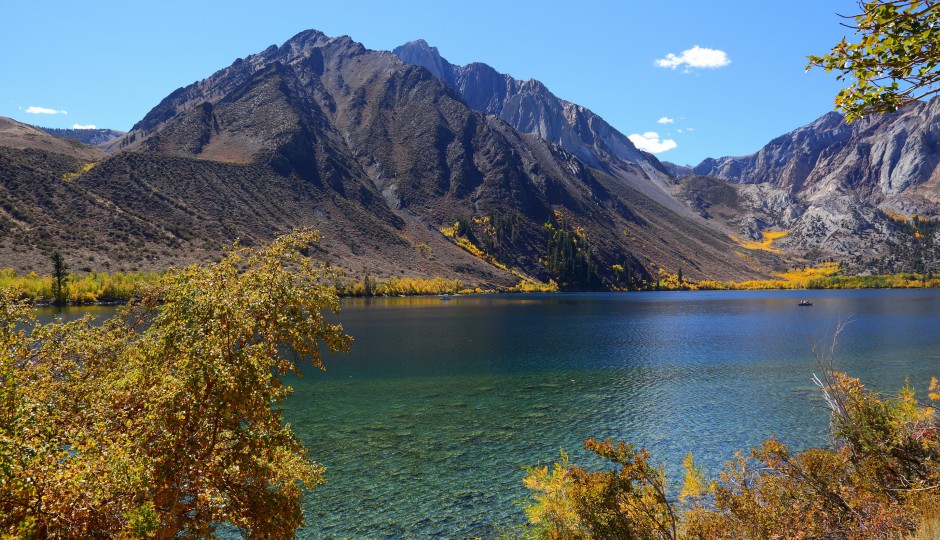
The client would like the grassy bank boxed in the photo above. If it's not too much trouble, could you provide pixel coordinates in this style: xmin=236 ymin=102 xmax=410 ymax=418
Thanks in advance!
xmin=0 ymin=269 xmax=560 ymax=305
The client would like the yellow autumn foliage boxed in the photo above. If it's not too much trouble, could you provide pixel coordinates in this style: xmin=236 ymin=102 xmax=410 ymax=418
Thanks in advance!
xmin=61 ymin=161 xmax=96 ymax=182
xmin=509 ymin=278 xmax=559 ymax=293
xmin=0 ymin=229 xmax=350 ymax=539
xmin=341 ymin=276 xmax=466 ymax=296
xmin=653 ymin=261 xmax=940 ymax=292
xmin=0 ymin=268 xmax=161 ymax=304
xmin=729 ymin=230 xmax=789 ymax=253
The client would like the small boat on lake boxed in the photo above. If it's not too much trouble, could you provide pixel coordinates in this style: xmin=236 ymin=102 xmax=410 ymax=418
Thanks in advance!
xmin=798 ymin=300 xmax=813 ymax=306
xmin=440 ymin=294 xmax=451 ymax=302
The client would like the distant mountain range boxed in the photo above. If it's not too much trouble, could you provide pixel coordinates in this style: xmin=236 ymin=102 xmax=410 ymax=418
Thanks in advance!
xmin=663 ymin=99 xmax=940 ymax=273
xmin=0 ymin=29 xmax=936 ymax=285
xmin=37 ymin=126 xmax=124 ymax=147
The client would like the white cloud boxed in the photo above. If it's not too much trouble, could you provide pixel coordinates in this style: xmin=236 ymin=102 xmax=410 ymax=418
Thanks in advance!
xmin=657 ymin=117 xmax=674 ymax=124
xmin=628 ymin=132 xmax=677 ymax=154
xmin=25 ymin=106 xmax=67 ymax=115
xmin=655 ymin=46 xmax=730 ymax=70
xmin=72 ymin=123 xmax=96 ymax=129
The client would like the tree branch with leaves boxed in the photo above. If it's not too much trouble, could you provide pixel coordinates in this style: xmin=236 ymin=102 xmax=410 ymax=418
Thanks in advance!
xmin=809 ymin=0 xmax=940 ymax=121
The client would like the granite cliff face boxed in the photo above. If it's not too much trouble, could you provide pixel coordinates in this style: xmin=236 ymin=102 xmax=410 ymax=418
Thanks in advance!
xmin=671 ymin=100 xmax=940 ymax=272
xmin=691 ymin=102 xmax=940 ymax=214
xmin=392 ymin=40 xmax=682 ymax=213
xmin=0 ymin=30 xmax=772 ymax=285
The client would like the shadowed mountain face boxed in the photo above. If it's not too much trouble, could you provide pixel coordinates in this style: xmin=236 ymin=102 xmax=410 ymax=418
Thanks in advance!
xmin=392 ymin=39 xmax=684 ymax=213
xmin=666 ymin=101 xmax=940 ymax=273
xmin=0 ymin=30 xmax=776 ymax=285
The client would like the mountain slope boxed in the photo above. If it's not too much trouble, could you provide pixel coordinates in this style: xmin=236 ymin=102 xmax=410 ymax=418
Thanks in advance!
xmin=0 ymin=117 xmax=107 ymax=162
xmin=115 ymin=30 xmax=774 ymax=284
xmin=0 ymin=117 xmax=212 ymax=273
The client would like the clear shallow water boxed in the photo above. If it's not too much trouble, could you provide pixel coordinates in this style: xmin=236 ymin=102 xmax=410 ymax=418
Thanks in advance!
xmin=36 ymin=290 xmax=940 ymax=538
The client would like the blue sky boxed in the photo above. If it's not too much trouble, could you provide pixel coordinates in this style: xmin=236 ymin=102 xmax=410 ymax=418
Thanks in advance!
xmin=1 ymin=1 xmax=859 ymax=165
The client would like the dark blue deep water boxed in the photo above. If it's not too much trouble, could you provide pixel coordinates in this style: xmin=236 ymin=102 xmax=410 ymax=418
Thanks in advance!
xmin=37 ymin=289 xmax=940 ymax=538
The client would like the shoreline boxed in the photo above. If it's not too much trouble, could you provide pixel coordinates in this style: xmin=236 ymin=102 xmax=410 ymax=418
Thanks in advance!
xmin=22 ymin=273 xmax=940 ymax=308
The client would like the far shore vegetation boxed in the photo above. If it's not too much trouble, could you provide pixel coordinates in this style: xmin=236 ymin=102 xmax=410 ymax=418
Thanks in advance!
xmin=3 ymin=260 xmax=940 ymax=305
xmin=650 ymin=261 xmax=940 ymax=292
xmin=0 ymin=268 xmax=162 ymax=305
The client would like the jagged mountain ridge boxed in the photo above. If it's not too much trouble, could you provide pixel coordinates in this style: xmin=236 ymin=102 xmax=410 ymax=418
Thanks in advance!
xmin=689 ymin=102 xmax=940 ymax=214
xmin=392 ymin=40 xmax=686 ymax=215
xmin=0 ymin=30 xmax=777 ymax=284
xmin=390 ymin=38 xmax=940 ymax=273
xmin=666 ymin=100 xmax=940 ymax=272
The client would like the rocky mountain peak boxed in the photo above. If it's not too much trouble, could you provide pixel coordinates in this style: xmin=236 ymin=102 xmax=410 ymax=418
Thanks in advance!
xmin=669 ymin=96 xmax=940 ymax=272
xmin=393 ymin=39 xmax=453 ymax=82
xmin=392 ymin=39 xmax=686 ymax=214
xmin=518 ymin=78 xmax=550 ymax=95
xmin=689 ymin=97 xmax=940 ymax=206
xmin=284 ymin=28 xmax=327 ymax=46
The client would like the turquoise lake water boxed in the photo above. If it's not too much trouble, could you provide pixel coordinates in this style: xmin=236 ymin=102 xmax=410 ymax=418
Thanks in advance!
xmin=281 ymin=289 xmax=940 ymax=538
xmin=37 ymin=289 xmax=940 ymax=538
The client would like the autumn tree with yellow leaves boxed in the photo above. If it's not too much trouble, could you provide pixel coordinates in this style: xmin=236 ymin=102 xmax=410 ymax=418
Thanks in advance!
xmin=0 ymin=229 xmax=350 ymax=539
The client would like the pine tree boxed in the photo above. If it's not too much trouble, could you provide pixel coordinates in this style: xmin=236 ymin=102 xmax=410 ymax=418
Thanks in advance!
xmin=51 ymin=250 xmax=68 ymax=305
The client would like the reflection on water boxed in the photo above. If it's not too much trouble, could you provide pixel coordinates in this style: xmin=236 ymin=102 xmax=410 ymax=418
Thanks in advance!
xmin=35 ymin=290 xmax=940 ymax=538
xmin=34 ymin=304 xmax=123 ymax=325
